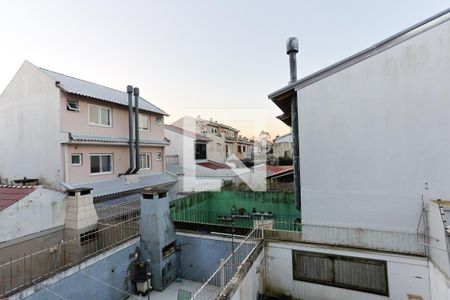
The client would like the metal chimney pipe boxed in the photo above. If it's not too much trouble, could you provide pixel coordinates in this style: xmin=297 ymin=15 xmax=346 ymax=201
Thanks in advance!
xmin=126 ymin=85 xmax=135 ymax=174
xmin=286 ymin=37 xmax=299 ymax=84
xmin=133 ymin=87 xmax=141 ymax=173
xmin=287 ymin=37 xmax=301 ymax=211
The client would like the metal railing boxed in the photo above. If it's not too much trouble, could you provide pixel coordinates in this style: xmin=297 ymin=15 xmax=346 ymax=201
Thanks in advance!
xmin=96 ymin=199 xmax=140 ymax=223
xmin=165 ymin=155 xmax=179 ymax=165
xmin=191 ymin=228 xmax=263 ymax=300
xmin=171 ymin=208 xmax=301 ymax=232
xmin=0 ymin=216 xmax=139 ymax=297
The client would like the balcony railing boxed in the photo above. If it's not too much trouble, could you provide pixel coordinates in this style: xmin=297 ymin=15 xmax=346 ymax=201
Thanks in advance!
xmin=165 ymin=155 xmax=179 ymax=165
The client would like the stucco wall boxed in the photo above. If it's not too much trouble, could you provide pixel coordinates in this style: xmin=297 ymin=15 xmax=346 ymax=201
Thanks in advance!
xmin=297 ymin=19 xmax=450 ymax=233
xmin=265 ymin=242 xmax=431 ymax=300
xmin=0 ymin=61 xmax=63 ymax=188
xmin=0 ymin=187 xmax=66 ymax=243
xmin=60 ymin=93 xmax=165 ymax=140
xmin=230 ymin=249 xmax=264 ymax=300
xmin=66 ymin=144 xmax=164 ymax=183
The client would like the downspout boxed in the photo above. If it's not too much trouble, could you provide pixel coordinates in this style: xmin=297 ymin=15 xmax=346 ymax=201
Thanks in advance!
xmin=133 ymin=87 xmax=141 ymax=173
xmin=125 ymin=85 xmax=135 ymax=174
xmin=287 ymin=37 xmax=301 ymax=211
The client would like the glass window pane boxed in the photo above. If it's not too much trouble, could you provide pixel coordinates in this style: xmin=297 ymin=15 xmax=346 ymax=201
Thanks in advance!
xmin=90 ymin=156 xmax=100 ymax=173
xmin=89 ymin=106 xmax=99 ymax=124
xmin=101 ymin=155 xmax=111 ymax=172
xmin=100 ymin=108 xmax=110 ymax=125
xmin=71 ymin=154 xmax=80 ymax=165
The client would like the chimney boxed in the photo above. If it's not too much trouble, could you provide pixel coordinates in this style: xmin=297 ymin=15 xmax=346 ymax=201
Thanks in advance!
xmin=133 ymin=87 xmax=141 ymax=173
xmin=286 ymin=37 xmax=301 ymax=211
xmin=286 ymin=37 xmax=299 ymax=84
xmin=126 ymin=85 xmax=134 ymax=174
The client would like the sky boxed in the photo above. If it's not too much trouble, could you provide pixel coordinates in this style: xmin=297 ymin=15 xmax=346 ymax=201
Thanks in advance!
xmin=0 ymin=0 xmax=448 ymax=138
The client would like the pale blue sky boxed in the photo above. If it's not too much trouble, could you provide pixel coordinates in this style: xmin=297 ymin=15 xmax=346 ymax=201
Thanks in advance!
xmin=0 ymin=1 xmax=448 ymax=137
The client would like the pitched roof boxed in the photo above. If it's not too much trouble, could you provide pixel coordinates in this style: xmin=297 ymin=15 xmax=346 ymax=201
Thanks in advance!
xmin=40 ymin=68 xmax=168 ymax=116
xmin=69 ymin=133 xmax=170 ymax=145
xmin=165 ymin=125 xmax=211 ymax=142
xmin=0 ymin=186 xmax=35 ymax=212
xmin=64 ymin=172 xmax=177 ymax=198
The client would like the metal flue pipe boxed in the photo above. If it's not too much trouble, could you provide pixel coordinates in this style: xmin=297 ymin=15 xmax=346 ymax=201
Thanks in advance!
xmin=126 ymin=85 xmax=135 ymax=174
xmin=133 ymin=87 xmax=141 ymax=173
xmin=286 ymin=37 xmax=301 ymax=210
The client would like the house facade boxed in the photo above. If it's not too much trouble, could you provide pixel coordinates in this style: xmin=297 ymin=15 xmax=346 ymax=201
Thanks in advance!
xmin=0 ymin=61 xmax=176 ymax=200
xmin=272 ymin=133 xmax=292 ymax=159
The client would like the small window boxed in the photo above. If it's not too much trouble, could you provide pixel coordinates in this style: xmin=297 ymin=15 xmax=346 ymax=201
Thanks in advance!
xmin=80 ymin=229 xmax=97 ymax=245
xmin=156 ymin=116 xmax=162 ymax=125
xmin=195 ymin=143 xmax=207 ymax=160
xmin=67 ymin=100 xmax=79 ymax=112
xmin=90 ymin=154 xmax=113 ymax=174
xmin=243 ymin=146 xmax=246 ymax=152
xmin=139 ymin=114 xmax=150 ymax=131
xmin=140 ymin=153 xmax=152 ymax=169
xmin=156 ymin=152 xmax=162 ymax=160
xmin=71 ymin=154 xmax=82 ymax=166
xmin=292 ymin=250 xmax=388 ymax=296
xmin=212 ymin=128 xmax=217 ymax=134
xmin=158 ymin=192 xmax=167 ymax=198
xmin=89 ymin=105 xmax=111 ymax=126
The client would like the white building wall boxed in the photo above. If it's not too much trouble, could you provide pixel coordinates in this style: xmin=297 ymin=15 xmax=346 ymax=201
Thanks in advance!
xmin=0 ymin=61 xmax=63 ymax=188
xmin=230 ymin=250 xmax=264 ymax=300
xmin=0 ymin=187 xmax=67 ymax=243
xmin=429 ymin=260 xmax=450 ymax=300
xmin=265 ymin=242 xmax=431 ymax=300
xmin=298 ymin=20 xmax=450 ymax=236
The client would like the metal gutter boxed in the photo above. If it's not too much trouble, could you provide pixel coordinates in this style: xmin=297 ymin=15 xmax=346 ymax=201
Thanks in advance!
xmin=268 ymin=8 xmax=450 ymax=100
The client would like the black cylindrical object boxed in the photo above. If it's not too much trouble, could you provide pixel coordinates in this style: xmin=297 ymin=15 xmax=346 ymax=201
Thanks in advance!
xmin=126 ymin=85 xmax=134 ymax=174
xmin=134 ymin=87 xmax=141 ymax=173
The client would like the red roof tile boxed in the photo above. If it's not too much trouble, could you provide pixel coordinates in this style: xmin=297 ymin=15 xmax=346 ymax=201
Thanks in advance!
xmin=0 ymin=186 xmax=36 ymax=212
xmin=197 ymin=161 xmax=231 ymax=170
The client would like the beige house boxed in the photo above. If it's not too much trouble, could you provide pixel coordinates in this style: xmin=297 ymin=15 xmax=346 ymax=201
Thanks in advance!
xmin=272 ymin=133 xmax=292 ymax=159
xmin=0 ymin=61 xmax=176 ymax=200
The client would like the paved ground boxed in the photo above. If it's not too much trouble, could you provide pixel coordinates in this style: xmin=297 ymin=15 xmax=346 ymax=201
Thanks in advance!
xmin=127 ymin=279 xmax=203 ymax=300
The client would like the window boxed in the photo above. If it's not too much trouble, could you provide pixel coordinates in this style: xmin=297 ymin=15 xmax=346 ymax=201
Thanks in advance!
xmin=211 ymin=127 xmax=217 ymax=134
xmin=89 ymin=105 xmax=111 ymax=126
xmin=139 ymin=114 xmax=150 ymax=131
xmin=156 ymin=152 xmax=162 ymax=160
xmin=140 ymin=153 xmax=152 ymax=169
xmin=80 ymin=229 xmax=97 ymax=245
xmin=158 ymin=192 xmax=167 ymax=198
xmin=243 ymin=145 xmax=247 ymax=152
xmin=67 ymin=100 xmax=79 ymax=112
xmin=195 ymin=143 xmax=207 ymax=160
xmin=90 ymin=154 xmax=113 ymax=174
xmin=238 ymin=145 xmax=242 ymax=153
xmin=71 ymin=154 xmax=82 ymax=166
xmin=156 ymin=116 xmax=162 ymax=125
xmin=292 ymin=250 xmax=388 ymax=296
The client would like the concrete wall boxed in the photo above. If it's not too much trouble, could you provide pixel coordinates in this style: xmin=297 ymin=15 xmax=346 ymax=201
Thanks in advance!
xmin=428 ymin=201 xmax=450 ymax=276
xmin=230 ymin=249 xmax=264 ymax=300
xmin=429 ymin=260 xmax=450 ymax=300
xmin=60 ymin=92 xmax=165 ymax=140
xmin=0 ymin=61 xmax=63 ymax=188
xmin=297 ymin=19 xmax=450 ymax=236
xmin=176 ymin=232 xmax=237 ymax=282
xmin=265 ymin=242 xmax=431 ymax=300
xmin=273 ymin=142 xmax=292 ymax=159
xmin=0 ymin=187 xmax=66 ymax=243
xmin=66 ymin=144 xmax=164 ymax=184
xmin=10 ymin=238 xmax=140 ymax=300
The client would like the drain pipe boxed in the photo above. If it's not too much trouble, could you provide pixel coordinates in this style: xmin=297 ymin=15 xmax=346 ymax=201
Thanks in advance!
xmin=287 ymin=37 xmax=301 ymax=211
xmin=133 ymin=87 xmax=141 ymax=173
xmin=126 ymin=85 xmax=135 ymax=174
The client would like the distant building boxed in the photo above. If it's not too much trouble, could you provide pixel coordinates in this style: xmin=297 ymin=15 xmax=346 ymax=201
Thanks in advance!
xmin=272 ymin=133 xmax=292 ymax=159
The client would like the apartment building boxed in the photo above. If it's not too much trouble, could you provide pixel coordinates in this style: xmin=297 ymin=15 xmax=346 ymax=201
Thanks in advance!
xmin=0 ymin=61 xmax=176 ymax=200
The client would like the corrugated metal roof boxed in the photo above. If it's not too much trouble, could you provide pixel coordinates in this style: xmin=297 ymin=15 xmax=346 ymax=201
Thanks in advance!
xmin=40 ymin=68 xmax=168 ymax=116
xmin=69 ymin=133 xmax=170 ymax=145
xmin=0 ymin=186 xmax=36 ymax=212
xmin=65 ymin=172 xmax=177 ymax=198
xmin=165 ymin=125 xmax=212 ymax=142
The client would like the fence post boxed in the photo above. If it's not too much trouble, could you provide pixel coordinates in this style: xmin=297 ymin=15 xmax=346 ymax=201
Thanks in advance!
xmin=219 ymin=259 xmax=225 ymax=289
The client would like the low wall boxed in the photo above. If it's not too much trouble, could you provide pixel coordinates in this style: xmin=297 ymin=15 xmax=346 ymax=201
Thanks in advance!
xmin=10 ymin=238 xmax=140 ymax=300
xmin=176 ymin=232 xmax=237 ymax=282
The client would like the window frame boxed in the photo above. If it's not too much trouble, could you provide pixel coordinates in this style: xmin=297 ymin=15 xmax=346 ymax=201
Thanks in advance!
xmin=89 ymin=154 xmax=113 ymax=175
xmin=88 ymin=104 xmax=112 ymax=127
xmin=156 ymin=116 xmax=162 ymax=125
xmin=71 ymin=153 xmax=83 ymax=166
xmin=156 ymin=152 xmax=162 ymax=161
xmin=292 ymin=250 xmax=389 ymax=296
xmin=139 ymin=113 xmax=150 ymax=131
xmin=195 ymin=143 xmax=207 ymax=160
xmin=67 ymin=99 xmax=80 ymax=112
xmin=140 ymin=153 xmax=152 ymax=169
